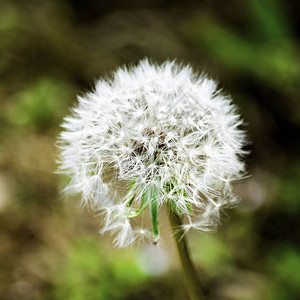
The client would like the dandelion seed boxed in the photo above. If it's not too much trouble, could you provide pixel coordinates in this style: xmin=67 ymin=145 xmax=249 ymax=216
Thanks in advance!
xmin=57 ymin=59 xmax=247 ymax=247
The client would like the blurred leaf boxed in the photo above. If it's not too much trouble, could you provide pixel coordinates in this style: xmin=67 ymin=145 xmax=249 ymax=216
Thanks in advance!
xmin=183 ymin=13 xmax=300 ymax=89
xmin=53 ymin=236 xmax=148 ymax=300
xmin=246 ymin=0 xmax=291 ymax=40
xmin=192 ymin=234 xmax=233 ymax=276
xmin=6 ymin=77 xmax=73 ymax=132
xmin=275 ymin=164 xmax=300 ymax=214
xmin=267 ymin=245 xmax=300 ymax=298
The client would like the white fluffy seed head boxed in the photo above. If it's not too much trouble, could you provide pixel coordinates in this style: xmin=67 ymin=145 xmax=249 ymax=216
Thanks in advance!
xmin=57 ymin=59 xmax=247 ymax=247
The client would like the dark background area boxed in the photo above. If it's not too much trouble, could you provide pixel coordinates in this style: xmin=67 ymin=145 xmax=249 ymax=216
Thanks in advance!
xmin=0 ymin=0 xmax=299 ymax=299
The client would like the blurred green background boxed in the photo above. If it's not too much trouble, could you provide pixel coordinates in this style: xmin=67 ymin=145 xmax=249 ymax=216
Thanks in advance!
xmin=0 ymin=0 xmax=299 ymax=299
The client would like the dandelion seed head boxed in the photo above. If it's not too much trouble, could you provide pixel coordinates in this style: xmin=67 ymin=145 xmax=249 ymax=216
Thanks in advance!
xmin=57 ymin=59 xmax=247 ymax=246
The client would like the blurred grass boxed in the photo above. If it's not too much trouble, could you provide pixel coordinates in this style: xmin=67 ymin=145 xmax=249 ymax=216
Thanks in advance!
xmin=183 ymin=4 xmax=300 ymax=92
xmin=53 ymin=236 xmax=148 ymax=300
xmin=267 ymin=245 xmax=300 ymax=300
xmin=0 ymin=0 xmax=300 ymax=299
xmin=5 ymin=78 xmax=73 ymax=132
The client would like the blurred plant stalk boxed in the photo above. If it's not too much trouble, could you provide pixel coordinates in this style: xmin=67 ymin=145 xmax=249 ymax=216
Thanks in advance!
xmin=168 ymin=207 xmax=206 ymax=300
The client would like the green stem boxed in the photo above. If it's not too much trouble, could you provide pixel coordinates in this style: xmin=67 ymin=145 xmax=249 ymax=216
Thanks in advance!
xmin=167 ymin=208 xmax=206 ymax=300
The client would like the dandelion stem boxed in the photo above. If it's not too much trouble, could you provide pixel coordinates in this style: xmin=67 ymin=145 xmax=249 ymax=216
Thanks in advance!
xmin=168 ymin=207 xmax=206 ymax=300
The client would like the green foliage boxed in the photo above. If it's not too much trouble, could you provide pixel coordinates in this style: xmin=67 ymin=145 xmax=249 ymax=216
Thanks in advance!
xmin=192 ymin=234 xmax=233 ymax=277
xmin=183 ymin=0 xmax=300 ymax=90
xmin=247 ymin=0 xmax=291 ymax=40
xmin=267 ymin=246 xmax=300 ymax=299
xmin=6 ymin=77 xmax=72 ymax=132
xmin=275 ymin=165 xmax=300 ymax=214
xmin=53 ymin=237 xmax=148 ymax=300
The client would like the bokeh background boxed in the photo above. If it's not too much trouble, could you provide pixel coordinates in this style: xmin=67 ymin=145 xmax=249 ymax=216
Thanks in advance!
xmin=0 ymin=0 xmax=300 ymax=299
